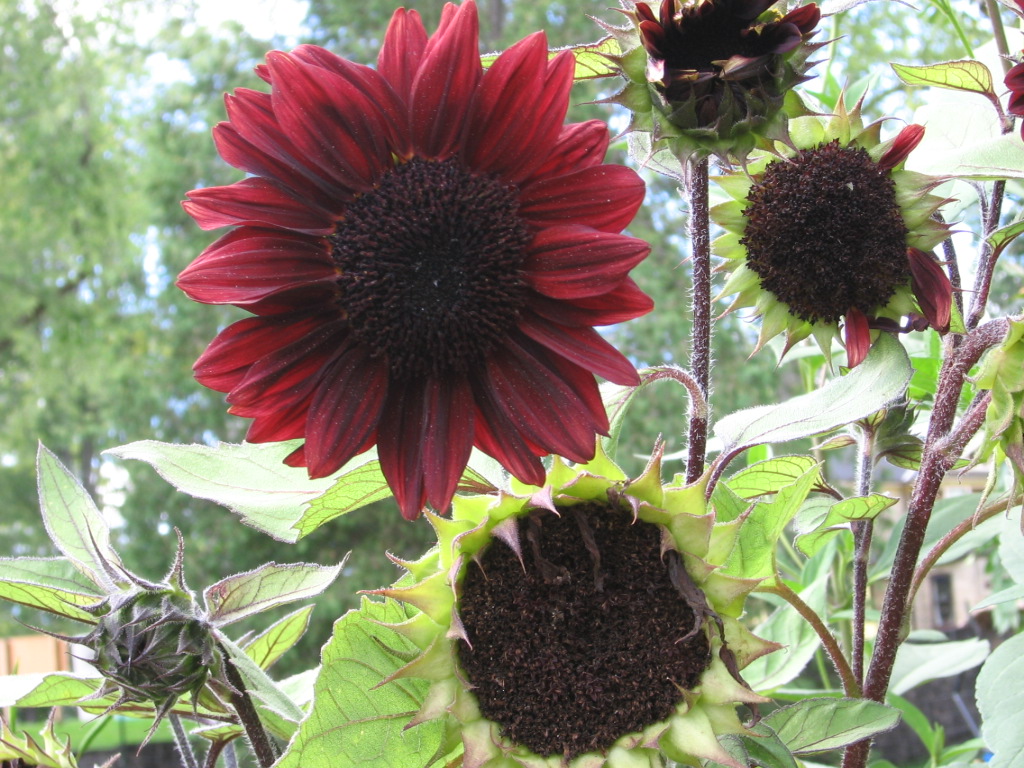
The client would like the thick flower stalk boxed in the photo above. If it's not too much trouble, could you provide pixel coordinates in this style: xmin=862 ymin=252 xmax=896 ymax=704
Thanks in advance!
xmin=179 ymin=1 xmax=652 ymax=519
xmin=371 ymin=445 xmax=777 ymax=767
xmin=712 ymin=98 xmax=953 ymax=365
xmin=605 ymin=0 xmax=822 ymax=164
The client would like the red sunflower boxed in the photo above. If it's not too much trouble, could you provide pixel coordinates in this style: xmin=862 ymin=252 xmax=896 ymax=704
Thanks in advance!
xmin=178 ymin=1 xmax=652 ymax=520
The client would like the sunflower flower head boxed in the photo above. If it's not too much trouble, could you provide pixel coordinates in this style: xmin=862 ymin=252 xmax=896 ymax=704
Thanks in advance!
xmin=604 ymin=0 xmax=823 ymax=166
xmin=179 ymin=1 xmax=653 ymax=520
xmin=370 ymin=444 xmax=777 ymax=767
xmin=712 ymin=97 xmax=953 ymax=365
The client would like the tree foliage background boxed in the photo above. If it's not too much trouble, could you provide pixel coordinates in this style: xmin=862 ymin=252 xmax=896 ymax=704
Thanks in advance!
xmin=0 ymin=0 xmax=1010 ymax=673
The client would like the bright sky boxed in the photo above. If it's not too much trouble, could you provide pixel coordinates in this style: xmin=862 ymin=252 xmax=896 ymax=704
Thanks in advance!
xmin=194 ymin=0 xmax=308 ymax=42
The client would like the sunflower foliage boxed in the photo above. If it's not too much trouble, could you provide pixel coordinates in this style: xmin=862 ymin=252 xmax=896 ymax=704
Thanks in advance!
xmin=3 ymin=1 xmax=1024 ymax=768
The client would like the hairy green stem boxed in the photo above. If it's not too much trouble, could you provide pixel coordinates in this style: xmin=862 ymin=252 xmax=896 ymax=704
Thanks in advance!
xmin=685 ymin=157 xmax=711 ymax=484
xmin=220 ymin=644 xmax=276 ymax=768
xmin=762 ymin=581 xmax=860 ymax=697
xmin=851 ymin=423 xmax=877 ymax=686
xmin=170 ymin=714 xmax=199 ymax=768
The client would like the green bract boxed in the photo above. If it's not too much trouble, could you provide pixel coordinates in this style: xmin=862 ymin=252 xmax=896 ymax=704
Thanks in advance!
xmin=712 ymin=96 xmax=953 ymax=365
xmin=371 ymin=445 xmax=777 ymax=767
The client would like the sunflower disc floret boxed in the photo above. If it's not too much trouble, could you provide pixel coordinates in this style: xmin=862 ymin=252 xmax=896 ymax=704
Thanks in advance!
xmin=712 ymin=97 xmax=953 ymax=365
xmin=372 ymin=446 xmax=777 ymax=767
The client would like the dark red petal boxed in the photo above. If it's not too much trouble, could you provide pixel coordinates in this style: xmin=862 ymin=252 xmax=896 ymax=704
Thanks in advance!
xmin=266 ymin=52 xmax=393 ymax=194
xmin=222 ymin=89 xmax=355 ymax=204
xmin=378 ymin=7 xmax=429 ymax=105
xmin=528 ymin=278 xmax=654 ymax=327
xmin=532 ymin=340 xmax=610 ymax=436
xmin=877 ymin=124 xmax=925 ymax=172
xmin=530 ymin=120 xmax=610 ymax=181
xmin=410 ymin=2 xmax=482 ymax=159
xmin=471 ymin=389 xmax=547 ymax=487
xmin=518 ymin=311 xmax=639 ymax=386
xmin=734 ymin=0 xmax=778 ymax=22
xmin=462 ymin=35 xmax=574 ymax=183
xmin=907 ymin=247 xmax=952 ymax=333
xmin=288 ymin=45 xmax=412 ymax=157
xmin=421 ymin=376 xmax=475 ymax=511
xmin=781 ymin=3 xmax=820 ymax=34
xmin=525 ymin=224 xmax=651 ymax=299
xmin=376 ymin=378 xmax=430 ymax=519
xmin=227 ymin=320 xmax=347 ymax=409
xmin=482 ymin=338 xmax=602 ymax=463
xmin=303 ymin=346 xmax=389 ymax=478
xmin=843 ymin=307 xmax=871 ymax=368
xmin=183 ymin=178 xmax=335 ymax=235
xmin=519 ymin=165 xmax=646 ymax=233
xmin=177 ymin=228 xmax=335 ymax=306
xmin=193 ymin=314 xmax=324 ymax=392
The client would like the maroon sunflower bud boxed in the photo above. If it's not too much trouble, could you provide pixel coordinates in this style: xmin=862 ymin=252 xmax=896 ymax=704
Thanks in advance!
xmin=86 ymin=586 xmax=216 ymax=713
xmin=907 ymin=247 xmax=952 ymax=333
xmin=614 ymin=0 xmax=823 ymax=161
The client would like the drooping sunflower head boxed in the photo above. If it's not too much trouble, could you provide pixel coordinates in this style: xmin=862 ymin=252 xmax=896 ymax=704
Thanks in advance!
xmin=606 ymin=0 xmax=822 ymax=165
xmin=712 ymin=97 xmax=954 ymax=365
xmin=178 ymin=1 xmax=652 ymax=520
xmin=372 ymin=445 xmax=777 ymax=767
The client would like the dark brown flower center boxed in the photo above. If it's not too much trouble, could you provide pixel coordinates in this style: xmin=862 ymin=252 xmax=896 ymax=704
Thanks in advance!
xmin=458 ymin=503 xmax=711 ymax=759
xmin=740 ymin=140 xmax=909 ymax=324
xmin=329 ymin=158 xmax=530 ymax=379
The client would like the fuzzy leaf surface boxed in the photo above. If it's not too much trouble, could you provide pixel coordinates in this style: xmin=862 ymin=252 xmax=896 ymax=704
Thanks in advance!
xmin=220 ymin=636 xmax=304 ymax=736
xmin=204 ymin=561 xmax=343 ymax=627
xmin=763 ymin=698 xmax=901 ymax=753
xmin=725 ymin=456 xmax=823 ymax=499
xmin=977 ymin=631 xmax=1024 ymax=767
xmin=274 ymin=598 xmax=444 ymax=768
xmin=714 ymin=334 xmax=912 ymax=456
xmin=0 ymin=558 xmax=103 ymax=623
xmin=795 ymin=494 xmax=898 ymax=557
xmin=889 ymin=634 xmax=989 ymax=695
xmin=37 ymin=444 xmax=127 ymax=591
xmin=292 ymin=459 xmax=392 ymax=537
xmin=713 ymin=722 xmax=799 ymax=768
xmin=242 ymin=605 xmax=315 ymax=670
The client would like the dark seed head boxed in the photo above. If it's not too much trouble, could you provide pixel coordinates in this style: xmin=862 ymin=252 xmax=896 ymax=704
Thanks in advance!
xmin=329 ymin=158 xmax=530 ymax=380
xmin=457 ymin=503 xmax=712 ymax=759
xmin=740 ymin=140 xmax=909 ymax=324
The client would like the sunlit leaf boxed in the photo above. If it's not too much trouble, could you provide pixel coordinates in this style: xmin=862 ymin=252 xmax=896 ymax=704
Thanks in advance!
xmin=889 ymin=632 xmax=989 ymax=695
xmin=274 ymin=598 xmax=445 ymax=768
xmin=795 ymin=494 xmax=898 ymax=557
xmin=712 ymin=722 xmax=798 ymax=768
xmin=219 ymin=637 xmax=304 ymax=739
xmin=242 ymin=605 xmax=315 ymax=671
xmin=107 ymin=440 xmax=337 ymax=543
xmin=37 ymin=444 xmax=127 ymax=592
xmin=986 ymin=219 xmax=1024 ymax=265
xmin=292 ymin=459 xmax=392 ymax=537
xmin=481 ymin=37 xmax=622 ymax=80
xmin=205 ymin=562 xmax=343 ymax=627
xmin=977 ymin=632 xmax=1024 ymax=767
xmin=0 ymin=558 xmax=103 ymax=623
xmin=725 ymin=456 xmax=823 ymax=500
xmin=764 ymin=698 xmax=901 ymax=753
xmin=892 ymin=60 xmax=994 ymax=97
xmin=714 ymin=334 xmax=912 ymax=457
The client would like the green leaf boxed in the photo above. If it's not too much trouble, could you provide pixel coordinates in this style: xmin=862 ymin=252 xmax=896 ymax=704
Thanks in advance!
xmin=743 ymin=574 xmax=828 ymax=691
xmin=204 ymin=561 xmax=344 ymax=627
xmin=107 ymin=440 xmax=338 ymax=543
xmin=886 ymin=693 xmax=938 ymax=753
xmin=219 ymin=636 xmax=304 ymax=739
xmin=977 ymin=631 xmax=1024 ymax=767
xmin=973 ymin=582 xmax=1024 ymax=611
xmin=292 ymin=458 xmax=393 ymax=538
xmin=0 ymin=558 xmax=103 ymax=623
xmin=561 ymin=37 xmax=622 ymax=80
xmin=986 ymin=219 xmax=1024 ymax=265
xmin=274 ymin=598 xmax=445 ymax=768
xmin=889 ymin=633 xmax=989 ymax=695
xmin=714 ymin=722 xmax=799 ymax=768
xmin=0 ymin=714 xmax=78 ymax=768
xmin=242 ymin=605 xmax=315 ymax=671
xmin=891 ymin=60 xmax=994 ymax=97
xmin=722 ymin=464 xmax=820 ymax=585
xmin=763 ymin=698 xmax=901 ymax=754
xmin=0 ymin=674 xmax=103 ymax=709
xmin=36 ymin=444 xmax=126 ymax=592
xmin=714 ymin=334 xmax=913 ymax=457
xmin=912 ymin=133 xmax=1024 ymax=179
xmin=795 ymin=494 xmax=898 ymax=557
xmin=725 ymin=456 xmax=823 ymax=500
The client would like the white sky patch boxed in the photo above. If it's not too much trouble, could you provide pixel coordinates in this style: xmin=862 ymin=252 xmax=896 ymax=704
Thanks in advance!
xmin=195 ymin=0 xmax=309 ymax=43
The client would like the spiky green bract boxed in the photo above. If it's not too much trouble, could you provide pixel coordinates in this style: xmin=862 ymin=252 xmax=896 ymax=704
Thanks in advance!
xmin=712 ymin=95 xmax=952 ymax=365
xmin=370 ymin=445 xmax=778 ymax=768
xmin=599 ymin=0 xmax=823 ymax=169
